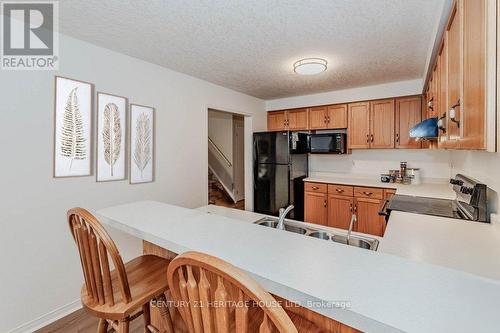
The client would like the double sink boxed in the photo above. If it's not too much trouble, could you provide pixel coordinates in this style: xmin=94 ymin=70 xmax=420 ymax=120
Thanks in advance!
xmin=254 ymin=217 xmax=379 ymax=251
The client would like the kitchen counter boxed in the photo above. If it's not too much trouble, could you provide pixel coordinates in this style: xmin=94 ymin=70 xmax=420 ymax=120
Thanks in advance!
xmin=379 ymin=210 xmax=500 ymax=281
xmin=97 ymin=200 xmax=500 ymax=333
xmin=304 ymin=174 xmax=456 ymax=200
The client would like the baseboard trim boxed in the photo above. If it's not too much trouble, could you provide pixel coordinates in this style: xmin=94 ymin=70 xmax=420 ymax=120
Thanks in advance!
xmin=7 ymin=299 xmax=82 ymax=333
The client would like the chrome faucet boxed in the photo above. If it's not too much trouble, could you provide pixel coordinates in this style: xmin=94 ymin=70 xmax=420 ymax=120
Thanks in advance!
xmin=346 ymin=214 xmax=357 ymax=245
xmin=277 ymin=205 xmax=294 ymax=230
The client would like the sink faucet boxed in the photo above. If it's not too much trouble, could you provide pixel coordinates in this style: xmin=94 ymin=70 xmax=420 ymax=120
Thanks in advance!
xmin=277 ymin=205 xmax=294 ymax=230
xmin=346 ymin=214 xmax=357 ymax=245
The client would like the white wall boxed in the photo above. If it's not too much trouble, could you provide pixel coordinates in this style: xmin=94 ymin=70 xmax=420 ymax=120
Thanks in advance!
xmin=310 ymin=150 xmax=452 ymax=182
xmin=451 ymin=151 xmax=500 ymax=214
xmin=0 ymin=34 xmax=265 ymax=332
xmin=266 ymin=79 xmax=423 ymax=110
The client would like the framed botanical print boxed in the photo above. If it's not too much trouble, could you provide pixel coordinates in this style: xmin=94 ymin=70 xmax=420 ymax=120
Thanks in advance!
xmin=96 ymin=92 xmax=128 ymax=182
xmin=53 ymin=76 xmax=93 ymax=177
xmin=129 ymin=104 xmax=155 ymax=184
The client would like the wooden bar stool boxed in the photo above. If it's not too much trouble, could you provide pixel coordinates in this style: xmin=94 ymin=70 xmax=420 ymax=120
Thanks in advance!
xmin=167 ymin=251 xmax=323 ymax=333
xmin=67 ymin=208 xmax=174 ymax=333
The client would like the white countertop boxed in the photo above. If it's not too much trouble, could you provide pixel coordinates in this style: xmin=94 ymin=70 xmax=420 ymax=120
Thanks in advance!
xmin=380 ymin=211 xmax=500 ymax=281
xmin=97 ymin=200 xmax=500 ymax=333
xmin=304 ymin=174 xmax=456 ymax=200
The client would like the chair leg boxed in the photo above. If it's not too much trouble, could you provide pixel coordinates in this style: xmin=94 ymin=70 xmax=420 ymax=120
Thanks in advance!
xmin=143 ymin=303 xmax=151 ymax=333
xmin=118 ymin=319 xmax=129 ymax=333
xmin=97 ymin=319 xmax=108 ymax=333
xmin=157 ymin=294 xmax=175 ymax=333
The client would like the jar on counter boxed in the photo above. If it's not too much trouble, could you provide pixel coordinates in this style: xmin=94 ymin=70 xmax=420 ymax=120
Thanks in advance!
xmin=407 ymin=168 xmax=421 ymax=185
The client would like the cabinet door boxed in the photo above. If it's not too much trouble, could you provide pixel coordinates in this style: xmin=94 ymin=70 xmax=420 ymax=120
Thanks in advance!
xmin=437 ymin=48 xmax=449 ymax=146
xmin=395 ymin=96 xmax=422 ymax=149
xmin=355 ymin=197 xmax=385 ymax=237
xmin=460 ymin=0 xmax=486 ymax=149
xmin=327 ymin=104 xmax=348 ymax=129
xmin=327 ymin=195 xmax=354 ymax=230
xmin=304 ymin=192 xmax=327 ymax=226
xmin=445 ymin=6 xmax=460 ymax=148
xmin=267 ymin=111 xmax=286 ymax=131
xmin=309 ymin=106 xmax=327 ymax=130
xmin=348 ymin=102 xmax=370 ymax=149
xmin=287 ymin=108 xmax=308 ymax=130
xmin=432 ymin=64 xmax=439 ymax=118
xmin=370 ymin=99 xmax=395 ymax=149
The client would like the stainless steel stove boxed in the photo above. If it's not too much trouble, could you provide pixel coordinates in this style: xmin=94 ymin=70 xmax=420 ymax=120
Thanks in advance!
xmin=380 ymin=174 xmax=489 ymax=223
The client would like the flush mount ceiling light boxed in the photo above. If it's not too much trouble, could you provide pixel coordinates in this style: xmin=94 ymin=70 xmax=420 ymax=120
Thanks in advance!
xmin=293 ymin=58 xmax=328 ymax=75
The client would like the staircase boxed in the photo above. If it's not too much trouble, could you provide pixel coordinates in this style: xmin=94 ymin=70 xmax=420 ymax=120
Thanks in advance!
xmin=208 ymin=137 xmax=236 ymax=203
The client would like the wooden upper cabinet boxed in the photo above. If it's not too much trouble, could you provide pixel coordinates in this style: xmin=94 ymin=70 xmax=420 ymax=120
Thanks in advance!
xmin=309 ymin=106 xmax=328 ymax=129
xmin=327 ymin=195 xmax=354 ymax=230
xmin=304 ymin=191 xmax=328 ymax=226
xmin=445 ymin=5 xmax=460 ymax=148
xmin=460 ymin=0 xmax=486 ymax=149
xmin=395 ymin=96 xmax=422 ymax=149
xmin=309 ymin=104 xmax=347 ymax=130
xmin=370 ymin=99 xmax=395 ymax=149
xmin=287 ymin=108 xmax=308 ymax=130
xmin=327 ymin=104 xmax=348 ymax=129
xmin=267 ymin=111 xmax=286 ymax=131
xmin=348 ymin=102 xmax=370 ymax=149
xmin=267 ymin=108 xmax=308 ymax=131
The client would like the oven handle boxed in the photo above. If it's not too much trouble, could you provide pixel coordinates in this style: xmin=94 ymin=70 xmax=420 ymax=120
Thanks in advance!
xmin=378 ymin=199 xmax=391 ymax=217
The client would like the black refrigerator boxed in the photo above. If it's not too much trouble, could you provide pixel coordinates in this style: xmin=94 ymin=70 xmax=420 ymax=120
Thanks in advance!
xmin=253 ymin=131 xmax=308 ymax=221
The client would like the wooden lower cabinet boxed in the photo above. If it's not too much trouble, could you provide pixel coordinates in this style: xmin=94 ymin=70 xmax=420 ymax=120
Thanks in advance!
xmin=304 ymin=182 xmax=388 ymax=237
xmin=328 ymin=195 xmax=354 ymax=230
xmin=304 ymin=191 xmax=328 ymax=226
xmin=354 ymin=197 xmax=386 ymax=237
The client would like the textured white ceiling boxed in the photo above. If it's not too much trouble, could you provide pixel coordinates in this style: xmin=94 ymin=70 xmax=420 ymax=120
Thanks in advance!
xmin=59 ymin=0 xmax=444 ymax=100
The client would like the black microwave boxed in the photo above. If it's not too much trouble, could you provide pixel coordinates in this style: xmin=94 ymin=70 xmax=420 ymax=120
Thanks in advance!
xmin=309 ymin=133 xmax=347 ymax=154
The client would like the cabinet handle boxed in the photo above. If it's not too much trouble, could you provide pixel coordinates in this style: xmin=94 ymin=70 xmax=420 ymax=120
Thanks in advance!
xmin=354 ymin=204 xmax=358 ymax=213
xmin=449 ymin=99 xmax=460 ymax=128
xmin=396 ymin=133 xmax=400 ymax=143
xmin=371 ymin=134 xmax=374 ymax=143
xmin=335 ymin=188 xmax=344 ymax=193
xmin=327 ymin=116 xmax=331 ymax=123
xmin=312 ymin=186 xmax=319 ymax=190
xmin=324 ymin=116 xmax=328 ymax=124
xmin=366 ymin=134 xmax=370 ymax=143
xmin=323 ymin=200 xmax=327 ymax=208
xmin=350 ymin=203 xmax=353 ymax=212
xmin=363 ymin=191 xmax=373 ymax=196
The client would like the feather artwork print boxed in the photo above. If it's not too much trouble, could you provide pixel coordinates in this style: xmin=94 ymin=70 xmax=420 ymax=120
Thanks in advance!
xmin=60 ymin=87 xmax=86 ymax=170
xmin=133 ymin=112 xmax=152 ymax=178
xmin=102 ymin=103 xmax=122 ymax=176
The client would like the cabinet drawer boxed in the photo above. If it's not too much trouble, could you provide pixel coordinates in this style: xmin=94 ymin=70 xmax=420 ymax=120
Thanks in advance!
xmin=354 ymin=187 xmax=383 ymax=200
xmin=327 ymin=184 xmax=354 ymax=196
xmin=305 ymin=182 xmax=327 ymax=193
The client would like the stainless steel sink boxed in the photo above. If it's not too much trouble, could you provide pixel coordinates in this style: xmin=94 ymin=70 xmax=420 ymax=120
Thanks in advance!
xmin=331 ymin=235 xmax=373 ymax=250
xmin=254 ymin=217 xmax=378 ymax=251
xmin=255 ymin=217 xmax=307 ymax=234
xmin=309 ymin=231 xmax=330 ymax=240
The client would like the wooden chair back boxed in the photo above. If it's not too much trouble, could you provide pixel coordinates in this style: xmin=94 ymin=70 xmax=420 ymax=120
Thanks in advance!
xmin=68 ymin=207 xmax=131 ymax=307
xmin=167 ymin=251 xmax=298 ymax=333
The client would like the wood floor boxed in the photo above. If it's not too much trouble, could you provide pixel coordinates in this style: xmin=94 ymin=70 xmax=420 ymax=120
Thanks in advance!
xmin=34 ymin=308 xmax=144 ymax=333
xmin=208 ymin=169 xmax=245 ymax=210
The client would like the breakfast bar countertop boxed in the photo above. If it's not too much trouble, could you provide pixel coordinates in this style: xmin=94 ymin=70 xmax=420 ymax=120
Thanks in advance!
xmin=97 ymin=200 xmax=500 ymax=333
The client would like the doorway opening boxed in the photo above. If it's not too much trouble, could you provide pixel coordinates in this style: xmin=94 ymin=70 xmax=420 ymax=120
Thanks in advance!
xmin=208 ymin=109 xmax=245 ymax=210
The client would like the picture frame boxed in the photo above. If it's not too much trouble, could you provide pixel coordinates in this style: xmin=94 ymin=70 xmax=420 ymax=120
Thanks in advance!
xmin=129 ymin=104 xmax=155 ymax=184
xmin=96 ymin=92 xmax=128 ymax=182
xmin=53 ymin=76 xmax=93 ymax=178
